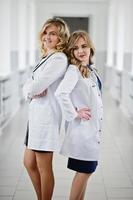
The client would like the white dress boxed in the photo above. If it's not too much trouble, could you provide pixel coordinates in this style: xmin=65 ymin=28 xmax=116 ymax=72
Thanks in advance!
xmin=23 ymin=52 xmax=68 ymax=151
xmin=55 ymin=64 xmax=103 ymax=161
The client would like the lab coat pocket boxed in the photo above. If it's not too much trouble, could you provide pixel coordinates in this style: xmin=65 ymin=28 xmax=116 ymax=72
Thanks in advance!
xmin=29 ymin=101 xmax=52 ymax=126
xmin=80 ymin=119 xmax=96 ymax=138
xmin=80 ymin=119 xmax=101 ymax=146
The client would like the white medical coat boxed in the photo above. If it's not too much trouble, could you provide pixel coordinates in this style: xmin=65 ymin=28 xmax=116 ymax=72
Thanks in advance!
xmin=23 ymin=52 xmax=68 ymax=151
xmin=55 ymin=64 xmax=103 ymax=160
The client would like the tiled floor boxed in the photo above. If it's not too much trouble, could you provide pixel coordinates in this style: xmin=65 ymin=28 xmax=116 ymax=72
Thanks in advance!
xmin=0 ymin=90 xmax=133 ymax=200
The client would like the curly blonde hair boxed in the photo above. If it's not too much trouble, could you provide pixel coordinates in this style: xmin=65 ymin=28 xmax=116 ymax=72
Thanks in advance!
xmin=66 ymin=30 xmax=95 ymax=78
xmin=39 ymin=18 xmax=70 ymax=56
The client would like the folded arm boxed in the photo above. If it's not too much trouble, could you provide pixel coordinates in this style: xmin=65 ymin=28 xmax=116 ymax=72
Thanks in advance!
xmin=23 ymin=54 xmax=67 ymax=100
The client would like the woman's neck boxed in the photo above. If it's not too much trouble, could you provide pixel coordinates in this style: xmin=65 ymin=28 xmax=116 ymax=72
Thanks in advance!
xmin=46 ymin=49 xmax=57 ymax=56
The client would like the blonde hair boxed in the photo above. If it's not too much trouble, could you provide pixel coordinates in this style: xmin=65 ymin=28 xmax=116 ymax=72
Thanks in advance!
xmin=39 ymin=18 xmax=70 ymax=56
xmin=66 ymin=30 xmax=95 ymax=78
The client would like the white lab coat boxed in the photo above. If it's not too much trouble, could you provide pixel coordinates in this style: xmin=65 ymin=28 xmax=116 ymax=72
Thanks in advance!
xmin=55 ymin=64 xmax=103 ymax=161
xmin=23 ymin=52 xmax=68 ymax=151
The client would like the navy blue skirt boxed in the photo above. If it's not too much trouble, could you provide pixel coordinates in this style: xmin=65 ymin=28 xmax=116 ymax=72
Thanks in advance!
xmin=67 ymin=158 xmax=98 ymax=173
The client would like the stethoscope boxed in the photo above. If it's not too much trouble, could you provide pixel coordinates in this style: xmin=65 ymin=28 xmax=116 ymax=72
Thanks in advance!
xmin=32 ymin=52 xmax=55 ymax=80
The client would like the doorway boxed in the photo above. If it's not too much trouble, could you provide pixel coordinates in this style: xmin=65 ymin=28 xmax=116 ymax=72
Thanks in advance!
xmin=55 ymin=16 xmax=89 ymax=33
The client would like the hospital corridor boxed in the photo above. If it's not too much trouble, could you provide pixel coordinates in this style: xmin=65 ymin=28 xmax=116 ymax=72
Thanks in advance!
xmin=0 ymin=0 xmax=133 ymax=199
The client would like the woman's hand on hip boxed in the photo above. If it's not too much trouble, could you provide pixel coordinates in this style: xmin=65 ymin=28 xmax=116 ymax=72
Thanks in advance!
xmin=76 ymin=107 xmax=91 ymax=120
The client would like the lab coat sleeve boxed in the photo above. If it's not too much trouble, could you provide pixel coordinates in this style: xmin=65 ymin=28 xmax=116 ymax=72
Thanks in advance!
xmin=55 ymin=65 xmax=79 ymax=121
xmin=26 ymin=53 xmax=68 ymax=97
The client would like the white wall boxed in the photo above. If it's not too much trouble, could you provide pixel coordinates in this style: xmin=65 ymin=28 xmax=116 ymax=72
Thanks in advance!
xmin=0 ymin=0 xmax=37 ymax=127
xmin=106 ymin=0 xmax=133 ymax=120
xmin=35 ymin=1 xmax=108 ymax=52
xmin=0 ymin=0 xmax=11 ymax=75
xmin=35 ymin=0 xmax=109 ymax=80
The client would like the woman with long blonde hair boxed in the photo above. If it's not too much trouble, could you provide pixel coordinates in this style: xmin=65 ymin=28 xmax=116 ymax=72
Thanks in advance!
xmin=55 ymin=30 xmax=103 ymax=200
xmin=23 ymin=17 xmax=70 ymax=200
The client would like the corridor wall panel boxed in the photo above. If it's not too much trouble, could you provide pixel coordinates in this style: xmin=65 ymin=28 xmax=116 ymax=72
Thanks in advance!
xmin=0 ymin=76 xmax=11 ymax=126
xmin=106 ymin=0 xmax=133 ymax=121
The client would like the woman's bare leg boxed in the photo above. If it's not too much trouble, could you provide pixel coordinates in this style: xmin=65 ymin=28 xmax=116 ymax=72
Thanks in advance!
xmin=35 ymin=152 xmax=54 ymax=200
xmin=23 ymin=148 xmax=42 ymax=200
xmin=79 ymin=181 xmax=87 ymax=200
xmin=69 ymin=172 xmax=91 ymax=200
